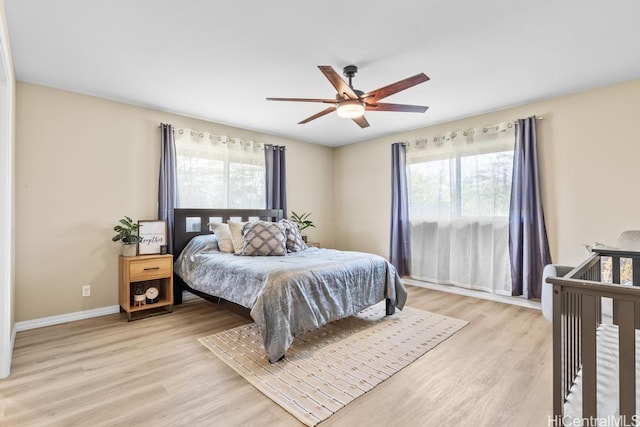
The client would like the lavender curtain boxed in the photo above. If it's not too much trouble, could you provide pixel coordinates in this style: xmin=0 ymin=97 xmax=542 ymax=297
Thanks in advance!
xmin=158 ymin=123 xmax=177 ymax=254
xmin=265 ymin=145 xmax=287 ymax=217
xmin=390 ymin=142 xmax=411 ymax=276
xmin=509 ymin=117 xmax=551 ymax=299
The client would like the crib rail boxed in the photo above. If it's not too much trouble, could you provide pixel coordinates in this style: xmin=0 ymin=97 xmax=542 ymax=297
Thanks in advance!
xmin=547 ymin=248 xmax=640 ymax=424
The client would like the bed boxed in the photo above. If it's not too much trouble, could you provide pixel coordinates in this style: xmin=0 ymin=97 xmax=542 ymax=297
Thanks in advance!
xmin=172 ymin=208 xmax=408 ymax=362
xmin=546 ymin=247 xmax=640 ymax=425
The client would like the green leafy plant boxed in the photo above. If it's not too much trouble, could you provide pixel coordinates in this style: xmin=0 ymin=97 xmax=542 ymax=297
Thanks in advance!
xmin=112 ymin=216 xmax=142 ymax=244
xmin=290 ymin=211 xmax=315 ymax=232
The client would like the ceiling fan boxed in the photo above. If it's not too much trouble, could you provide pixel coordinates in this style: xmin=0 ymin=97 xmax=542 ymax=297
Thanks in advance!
xmin=267 ymin=65 xmax=430 ymax=128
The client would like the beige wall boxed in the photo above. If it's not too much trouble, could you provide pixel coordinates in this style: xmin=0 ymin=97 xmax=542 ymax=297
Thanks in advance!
xmin=15 ymin=78 xmax=640 ymax=321
xmin=334 ymin=79 xmax=640 ymax=268
xmin=15 ymin=82 xmax=334 ymax=321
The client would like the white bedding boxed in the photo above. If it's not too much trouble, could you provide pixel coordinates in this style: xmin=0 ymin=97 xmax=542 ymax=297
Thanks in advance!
xmin=564 ymin=324 xmax=640 ymax=424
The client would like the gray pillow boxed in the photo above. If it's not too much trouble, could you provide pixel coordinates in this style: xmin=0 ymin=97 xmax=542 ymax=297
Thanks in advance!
xmin=280 ymin=219 xmax=308 ymax=252
xmin=242 ymin=221 xmax=287 ymax=256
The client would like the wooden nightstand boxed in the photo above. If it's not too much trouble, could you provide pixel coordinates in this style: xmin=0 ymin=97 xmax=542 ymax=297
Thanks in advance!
xmin=119 ymin=254 xmax=173 ymax=321
xmin=306 ymin=241 xmax=321 ymax=248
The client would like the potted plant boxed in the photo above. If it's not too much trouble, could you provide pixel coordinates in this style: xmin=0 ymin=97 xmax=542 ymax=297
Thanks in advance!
xmin=112 ymin=216 xmax=142 ymax=257
xmin=290 ymin=211 xmax=315 ymax=242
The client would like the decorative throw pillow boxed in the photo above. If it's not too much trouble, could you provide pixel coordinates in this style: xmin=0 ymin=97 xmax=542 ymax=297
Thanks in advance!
xmin=227 ymin=220 xmax=248 ymax=254
xmin=280 ymin=219 xmax=308 ymax=252
xmin=242 ymin=221 xmax=287 ymax=256
xmin=207 ymin=223 xmax=234 ymax=253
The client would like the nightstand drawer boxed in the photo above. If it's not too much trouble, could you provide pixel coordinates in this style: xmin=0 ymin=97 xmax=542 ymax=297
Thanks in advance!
xmin=129 ymin=257 xmax=172 ymax=281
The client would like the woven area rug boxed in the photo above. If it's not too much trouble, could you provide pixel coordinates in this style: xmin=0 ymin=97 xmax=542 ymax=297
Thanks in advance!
xmin=199 ymin=303 xmax=467 ymax=426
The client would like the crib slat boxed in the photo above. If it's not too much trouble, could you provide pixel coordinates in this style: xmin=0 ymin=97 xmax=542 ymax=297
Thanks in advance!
xmin=577 ymin=294 xmax=581 ymax=387
xmin=581 ymin=294 xmax=597 ymax=419
xmin=612 ymin=257 xmax=621 ymax=283
xmin=613 ymin=257 xmax=621 ymax=326
xmin=618 ymin=300 xmax=636 ymax=419
xmin=564 ymin=292 xmax=569 ymax=395
xmin=552 ymin=284 xmax=563 ymax=418
xmin=633 ymin=258 xmax=640 ymax=329
xmin=571 ymin=294 xmax=576 ymax=389
xmin=575 ymin=294 xmax=582 ymax=388
xmin=568 ymin=293 xmax=572 ymax=393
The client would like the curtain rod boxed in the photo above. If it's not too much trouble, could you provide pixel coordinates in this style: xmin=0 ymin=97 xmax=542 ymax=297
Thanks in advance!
xmin=482 ymin=115 xmax=543 ymax=133
xmin=157 ymin=124 xmax=284 ymax=149
xmin=408 ymin=115 xmax=544 ymax=144
xmin=160 ymin=115 xmax=543 ymax=140
xmin=158 ymin=125 xmax=185 ymax=134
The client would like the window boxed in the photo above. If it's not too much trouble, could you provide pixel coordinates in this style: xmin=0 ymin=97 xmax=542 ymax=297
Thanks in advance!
xmin=406 ymin=125 xmax=515 ymax=295
xmin=175 ymin=131 xmax=265 ymax=208
xmin=408 ymin=129 xmax=514 ymax=221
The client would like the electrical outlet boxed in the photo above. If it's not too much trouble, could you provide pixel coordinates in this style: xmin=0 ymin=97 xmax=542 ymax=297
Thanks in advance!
xmin=82 ymin=285 xmax=91 ymax=297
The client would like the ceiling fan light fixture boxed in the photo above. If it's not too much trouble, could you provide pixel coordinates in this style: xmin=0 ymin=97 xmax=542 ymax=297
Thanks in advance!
xmin=336 ymin=99 xmax=365 ymax=119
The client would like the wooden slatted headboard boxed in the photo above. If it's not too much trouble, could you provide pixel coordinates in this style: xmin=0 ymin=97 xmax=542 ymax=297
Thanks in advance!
xmin=173 ymin=208 xmax=284 ymax=258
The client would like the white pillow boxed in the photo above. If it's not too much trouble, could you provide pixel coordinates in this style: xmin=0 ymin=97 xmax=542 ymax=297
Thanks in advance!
xmin=208 ymin=223 xmax=234 ymax=253
xmin=227 ymin=220 xmax=248 ymax=254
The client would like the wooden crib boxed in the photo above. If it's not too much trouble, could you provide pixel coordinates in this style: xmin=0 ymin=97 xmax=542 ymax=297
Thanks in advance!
xmin=547 ymin=248 xmax=640 ymax=423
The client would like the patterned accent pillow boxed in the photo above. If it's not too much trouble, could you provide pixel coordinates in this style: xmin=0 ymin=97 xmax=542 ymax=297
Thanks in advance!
xmin=242 ymin=221 xmax=287 ymax=256
xmin=207 ymin=223 xmax=234 ymax=253
xmin=280 ymin=219 xmax=308 ymax=252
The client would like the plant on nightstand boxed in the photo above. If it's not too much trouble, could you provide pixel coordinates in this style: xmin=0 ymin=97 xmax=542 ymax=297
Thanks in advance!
xmin=290 ymin=211 xmax=315 ymax=242
xmin=112 ymin=216 xmax=142 ymax=257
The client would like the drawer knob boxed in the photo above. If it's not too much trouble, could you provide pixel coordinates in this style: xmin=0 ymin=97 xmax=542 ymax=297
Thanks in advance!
xmin=143 ymin=267 xmax=160 ymax=271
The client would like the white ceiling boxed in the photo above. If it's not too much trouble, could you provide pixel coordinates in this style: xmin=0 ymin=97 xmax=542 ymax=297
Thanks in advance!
xmin=5 ymin=1 xmax=640 ymax=147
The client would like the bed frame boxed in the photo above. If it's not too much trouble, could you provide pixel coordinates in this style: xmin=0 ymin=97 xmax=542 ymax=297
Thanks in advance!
xmin=173 ymin=208 xmax=395 ymax=315
xmin=547 ymin=247 xmax=640 ymax=423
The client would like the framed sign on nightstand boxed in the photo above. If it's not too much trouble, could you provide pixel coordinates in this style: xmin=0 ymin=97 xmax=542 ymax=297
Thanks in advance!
xmin=138 ymin=220 xmax=167 ymax=255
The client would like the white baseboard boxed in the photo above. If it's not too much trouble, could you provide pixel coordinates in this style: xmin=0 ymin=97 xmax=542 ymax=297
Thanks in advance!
xmin=403 ymin=278 xmax=541 ymax=310
xmin=14 ymin=291 xmax=201 ymax=333
xmin=14 ymin=305 xmax=121 ymax=332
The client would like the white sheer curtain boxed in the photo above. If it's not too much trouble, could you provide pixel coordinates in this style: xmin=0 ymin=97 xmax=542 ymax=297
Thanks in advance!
xmin=175 ymin=129 xmax=265 ymax=208
xmin=407 ymin=123 xmax=515 ymax=295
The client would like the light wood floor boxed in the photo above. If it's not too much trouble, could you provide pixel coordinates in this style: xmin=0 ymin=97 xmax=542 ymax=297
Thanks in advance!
xmin=0 ymin=286 xmax=552 ymax=427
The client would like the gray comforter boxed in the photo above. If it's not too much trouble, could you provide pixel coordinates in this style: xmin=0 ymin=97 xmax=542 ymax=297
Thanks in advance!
xmin=174 ymin=235 xmax=408 ymax=362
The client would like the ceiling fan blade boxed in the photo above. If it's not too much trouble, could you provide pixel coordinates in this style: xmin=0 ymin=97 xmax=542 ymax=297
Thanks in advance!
xmin=351 ymin=115 xmax=370 ymax=128
xmin=318 ymin=66 xmax=358 ymax=100
xmin=366 ymin=102 xmax=429 ymax=113
xmin=298 ymin=106 xmax=336 ymax=124
xmin=267 ymin=97 xmax=337 ymax=104
xmin=365 ymin=73 xmax=430 ymax=102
